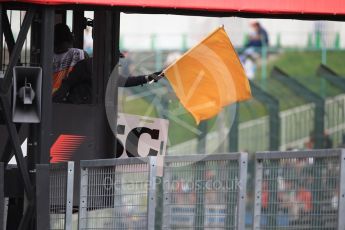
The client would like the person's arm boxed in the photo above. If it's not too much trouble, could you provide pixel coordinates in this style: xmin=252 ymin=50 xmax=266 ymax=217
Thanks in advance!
xmin=120 ymin=71 xmax=164 ymax=88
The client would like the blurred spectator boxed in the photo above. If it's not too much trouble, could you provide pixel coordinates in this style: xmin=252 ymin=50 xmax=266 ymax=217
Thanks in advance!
xmin=323 ymin=132 xmax=333 ymax=148
xmin=261 ymin=181 xmax=269 ymax=210
xmin=245 ymin=21 xmax=269 ymax=48
xmin=331 ymin=189 xmax=339 ymax=210
xmin=296 ymin=184 xmax=313 ymax=214
xmin=305 ymin=131 xmax=333 ymax=149
xmin=240 ymin=21 xmax=269 ymax=80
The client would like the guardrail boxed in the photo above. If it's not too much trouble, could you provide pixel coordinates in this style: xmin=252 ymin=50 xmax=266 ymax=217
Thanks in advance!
xmin=29 ymin=150 xmax=345 ymax=229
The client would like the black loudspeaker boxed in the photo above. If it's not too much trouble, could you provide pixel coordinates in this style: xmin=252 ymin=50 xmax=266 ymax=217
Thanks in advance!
xmin=12 ymin=66 xmax=42 ymax=123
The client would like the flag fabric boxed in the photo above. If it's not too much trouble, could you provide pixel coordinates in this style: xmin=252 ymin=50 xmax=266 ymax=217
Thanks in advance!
xmin=164 ymin=27 xmax=252 ymax=124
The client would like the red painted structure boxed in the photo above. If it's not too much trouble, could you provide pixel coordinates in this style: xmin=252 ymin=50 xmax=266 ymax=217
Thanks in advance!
xmin=0 ymin=0 xmax=344 ymax=17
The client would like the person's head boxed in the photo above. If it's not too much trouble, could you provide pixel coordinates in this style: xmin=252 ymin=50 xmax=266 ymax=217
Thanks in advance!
xmin=54 ymin=23 xmax=74 ymax=53
xmin=250 ymin=20 xmax=261 ymax=31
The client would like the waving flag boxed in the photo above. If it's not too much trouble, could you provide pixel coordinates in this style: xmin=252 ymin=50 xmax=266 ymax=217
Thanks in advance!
xmin=164 ymin=27 xmax=252 ymax=124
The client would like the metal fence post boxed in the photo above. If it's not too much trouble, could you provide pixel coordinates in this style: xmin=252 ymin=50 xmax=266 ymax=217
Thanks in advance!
xmin=338 ymin=149 xmax=345 ymax=230
xmin=194 ymin=161 xmax=205 ymax=230
xmin=272 ymin=67 xmax=325 ymax=148
xmin=197 ymin=121 xmax=207 ymax=154
xmin=317 ymin=64 xmax=345 ymax=90
xmin=65 ymin=162 xmax=74 ymax=230
xmin=229 ymin=104 xmax=239 ymax=152
xmin=147 ymin=157 xmax=157 ymax=229
xmin=36 ymin=164 xmax=50 ymax=230
xmin=0 ymin=163 xmax=4 ymax=230
xmin=237 ymin=153 xmax=248 ymax=230
xmin=78 ymin=167 xmax=89 ymax=230
xmin=253 ymin=158 xmax=263 ymax=230
xmin=250 ymin=82 xmax=280 ymax=151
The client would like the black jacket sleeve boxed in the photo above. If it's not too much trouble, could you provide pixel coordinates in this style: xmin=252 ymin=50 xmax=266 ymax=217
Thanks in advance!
xmin=122 ymin=75 xmax=147 ymax=87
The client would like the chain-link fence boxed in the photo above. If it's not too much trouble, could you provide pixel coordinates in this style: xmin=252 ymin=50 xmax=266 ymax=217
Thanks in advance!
xmin=78 ymin=157 xmax=157 ymax=230
xmin=32 ymin=150 xmax=345 ymax=229
xmin=162 ymin=153 xmax=248 ymax=230
xmin=49 ymin=162 xmax=74 ymax=230
xmin=253 ymin=149 xmax=345 ymax=230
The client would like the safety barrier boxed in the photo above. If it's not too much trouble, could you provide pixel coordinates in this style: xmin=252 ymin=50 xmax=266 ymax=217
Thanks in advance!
xmin=30 ymin=149 xmax=345 ymax=229
xmin=253 ymin=149 xmax=345 ymax=230
xmin=49 ymin=162 xmax=74 ymax=230
xmin=78 ymin=157 xmax=157 ymax=230
xmin=162 ymin=153 xmax=248 ymax=230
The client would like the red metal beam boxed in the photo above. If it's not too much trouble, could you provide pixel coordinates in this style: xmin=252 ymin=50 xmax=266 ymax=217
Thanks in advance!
xmin=0 ymin=0 xmax=344 ymax=16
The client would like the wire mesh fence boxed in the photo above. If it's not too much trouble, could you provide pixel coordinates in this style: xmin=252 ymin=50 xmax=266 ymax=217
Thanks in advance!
xmin=49 ymin=162 xmax=74 ymax=230
xmin=253 ymin=149 xmax=345 ymax=230
xmin=78 ymin=157 xmax=157 ymax=230
xmin=162 ymin=153 xmax=247 ymax=230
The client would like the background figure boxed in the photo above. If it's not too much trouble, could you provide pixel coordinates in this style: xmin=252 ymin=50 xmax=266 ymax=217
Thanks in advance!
xmin=246 ymin=20 xmax=269 ymax=48
xmin=53 ymin=23 xmax=88 ymax=94
xmin=240 ymin=21 xmax=269 ymax=80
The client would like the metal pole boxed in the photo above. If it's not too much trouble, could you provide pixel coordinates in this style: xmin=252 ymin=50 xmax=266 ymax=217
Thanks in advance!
xmin=272 ymin=67 xmax=324 ymax=149
xmin=253 ymin=158 xmax=263 ymax=229
xmin=65 ymin=162 xmax=74 ymax=230
xmin=0 ymin=162 xmax=4 ymax=230
xmin=197 ymin=121 xmax=207 ymax=154
xmin=78 ymin=167 xmax=89 ymax=230
xmin=338 ymin=150 xmax=345 ymax=230
xmin=147 ymin=157 xmax=157 ymax=230
xmin=194 ymin=161 xmax=205 ymax=230
xmin=36 ymin=164 xmax=50 ymax=229
xmin=0 ymin=4 xmax=3 ymax=71
xmin=1 ymin=11 xmax=15 ymax=56
xmin=236 ymin=153 xmax=247 ymax=230
xmin=261 ymin=46 xmax=267 ymax=89
xmin=38 ymin=6 xmax=54 ymax=164
xmin=0 ymin=96 xmax=34 ymax=200
xmin=72 ymin=10 xmax=85 ymax=49
xmin=93 ymin=10 xmax=119 ymax=156
xmin=229 ymin=104 xmax=239 ymax=152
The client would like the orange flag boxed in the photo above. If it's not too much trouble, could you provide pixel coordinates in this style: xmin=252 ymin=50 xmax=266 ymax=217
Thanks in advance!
xmin=164 ymin=27 xmax=252 ymax=124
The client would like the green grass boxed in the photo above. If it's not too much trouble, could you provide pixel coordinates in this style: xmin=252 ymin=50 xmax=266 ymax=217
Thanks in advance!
xmin=256 ymin=50 xmax=345 ymax=99
xmin=245 ymin=50 xmax=345 ymax=118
